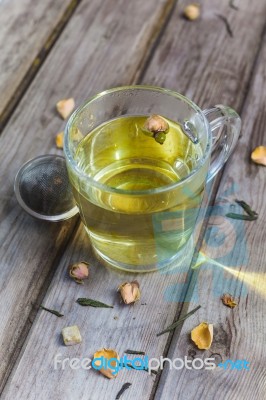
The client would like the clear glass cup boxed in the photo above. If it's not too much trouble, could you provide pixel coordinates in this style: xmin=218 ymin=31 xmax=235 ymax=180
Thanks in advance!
xmin=64 ymin=86 xmax=241 ymax=272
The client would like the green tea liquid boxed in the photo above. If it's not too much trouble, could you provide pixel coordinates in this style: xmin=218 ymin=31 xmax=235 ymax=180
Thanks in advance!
xmin=71 ymin=116 xmax=205 ymax=270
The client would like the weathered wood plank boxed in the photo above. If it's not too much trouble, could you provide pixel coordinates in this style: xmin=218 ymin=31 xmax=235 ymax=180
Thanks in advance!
xmin=153 ymin=28 xmax=266 ymax=400
xmin=1 ymin=0 xmax=266 ymax=399
xmin=0 ymin=0 xmax=83 ymax=131
xmin=0 ymin=0 xmax=176 ymax=392
xmin=141 ymin=0 xmax=265 ymax=111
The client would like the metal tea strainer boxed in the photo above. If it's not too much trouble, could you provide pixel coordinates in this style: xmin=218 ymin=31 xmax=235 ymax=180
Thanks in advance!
xmin=14 ymin=155 xmax=79 ymax=221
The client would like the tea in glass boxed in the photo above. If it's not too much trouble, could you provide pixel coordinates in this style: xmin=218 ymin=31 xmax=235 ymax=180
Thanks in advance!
xmin=69 ymin=115 xmax=205 ymax=269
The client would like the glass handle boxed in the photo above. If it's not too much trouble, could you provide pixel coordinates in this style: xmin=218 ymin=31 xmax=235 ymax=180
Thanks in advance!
xmin=203 ymin=105 xmax=241 ymax=182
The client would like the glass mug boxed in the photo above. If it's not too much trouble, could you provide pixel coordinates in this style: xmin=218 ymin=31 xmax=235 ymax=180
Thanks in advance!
xmin=64 ymin=86 xmax=241 ymax=272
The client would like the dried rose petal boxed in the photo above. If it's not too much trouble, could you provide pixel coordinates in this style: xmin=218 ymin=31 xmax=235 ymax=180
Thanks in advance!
xmin=56 ymin=98 xmax=75 ymax=119
xmin=221 ymin=293 xmax=238 ymax=308
xmin=191 ymin=322 xmax=213 ymax=350
xmin=93 ymin=348 xmax=119 ymax=379
xmin=118 ymin=281 xmax=140 ymax=304
xmin=251 ymin=146 xmax=266 ymax=166
xmin=69 ymin=261 xmax=89 ymax=284
xmin=55 ymin=131 xmax=64 ymax=149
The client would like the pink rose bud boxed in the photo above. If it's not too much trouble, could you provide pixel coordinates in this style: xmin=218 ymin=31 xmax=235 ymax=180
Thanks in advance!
xmin=118 ymin=281 xmax=140 ymax=304
xmin=69 ymin=262 xmax=89 ymax=284
xmin=144 ymin=115 xmax=169 ymax=133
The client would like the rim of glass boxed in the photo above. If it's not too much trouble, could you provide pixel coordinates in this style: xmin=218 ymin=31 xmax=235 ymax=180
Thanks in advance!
xmin=64 ymin=85 xmax=212 ymax=195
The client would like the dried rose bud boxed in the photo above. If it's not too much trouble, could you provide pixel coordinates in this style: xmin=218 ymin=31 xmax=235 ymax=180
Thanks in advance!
xmin=183 ymin=4 xmax=200 ymax=21
xmin=69 ymin=261 xmax=89 ymax=284
xmin=118 ymin=281 xmax=140 ymax=304
xmin=143 ymin=115 xmax=169 ymax=134
xmin=55 ymin=131 xmax=64 ymax=149
xmin=56 ymin=98 xmax=75 ymax=119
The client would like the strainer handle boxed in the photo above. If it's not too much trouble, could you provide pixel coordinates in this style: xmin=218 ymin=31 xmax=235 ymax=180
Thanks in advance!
xmin=203 ymin=105 xmax=241 ymax=183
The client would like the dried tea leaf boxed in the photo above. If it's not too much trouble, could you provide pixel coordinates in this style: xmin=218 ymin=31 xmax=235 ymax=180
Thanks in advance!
xmin=55 ymin=131 xmax=64 ymax=149
xmin=115 ymin=383 xmax=132 ymax=399
xmin=93 ymin=348 xmax=119 ymax=379
xmin=77 ymin=298 xmax=113 ymax=308
xmin=221 ymin=293 xmax=238 ymax=308
xmin=157 ymin=305 xmax=201 ymax=336
xmin=235 ymin=200 xmax=258 ymax=217
xmin=191 ymin=322 xmax=213 ymax=350
xmin=216 ymin=14 xmax=233 ymax=37
xmin=251 ymin=146 xmax=266 ymax=166
xmin=56 ymin=98 xmax=75 ymax=119
xmin=226 ymin=213 xmax=257 ymax=221
xmin=226 ymin=199 xmax=258 ymax=221
xmin=40 ymin=305 xmax=64 ymax=317
xmin=124 ymin=349 xmax=145 ymax=355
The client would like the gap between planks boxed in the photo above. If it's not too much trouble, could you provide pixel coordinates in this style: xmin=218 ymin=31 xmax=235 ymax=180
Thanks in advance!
xmin=130 ymin=0 xmax=179 ymax=85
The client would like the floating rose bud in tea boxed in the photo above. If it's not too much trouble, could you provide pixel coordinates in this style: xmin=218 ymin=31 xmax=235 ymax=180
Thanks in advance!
xmin=144 ymin=115 xmax=169 ymax=133
xmin=142 ymin=114 xmax=169 ymax=144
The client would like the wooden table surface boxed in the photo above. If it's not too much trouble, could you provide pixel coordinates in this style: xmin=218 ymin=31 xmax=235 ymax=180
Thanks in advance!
xmin=0 ymin=0 xmax=265 ymax=399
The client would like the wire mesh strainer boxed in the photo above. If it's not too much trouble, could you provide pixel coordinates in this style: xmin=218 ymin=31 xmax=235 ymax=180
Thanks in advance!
xmin=14 ymin=155 xmax=79 ymax=221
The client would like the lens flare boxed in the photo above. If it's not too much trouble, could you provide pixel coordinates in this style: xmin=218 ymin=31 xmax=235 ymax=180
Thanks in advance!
xmin=193 ymin=252 xmax=266 ymax=298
